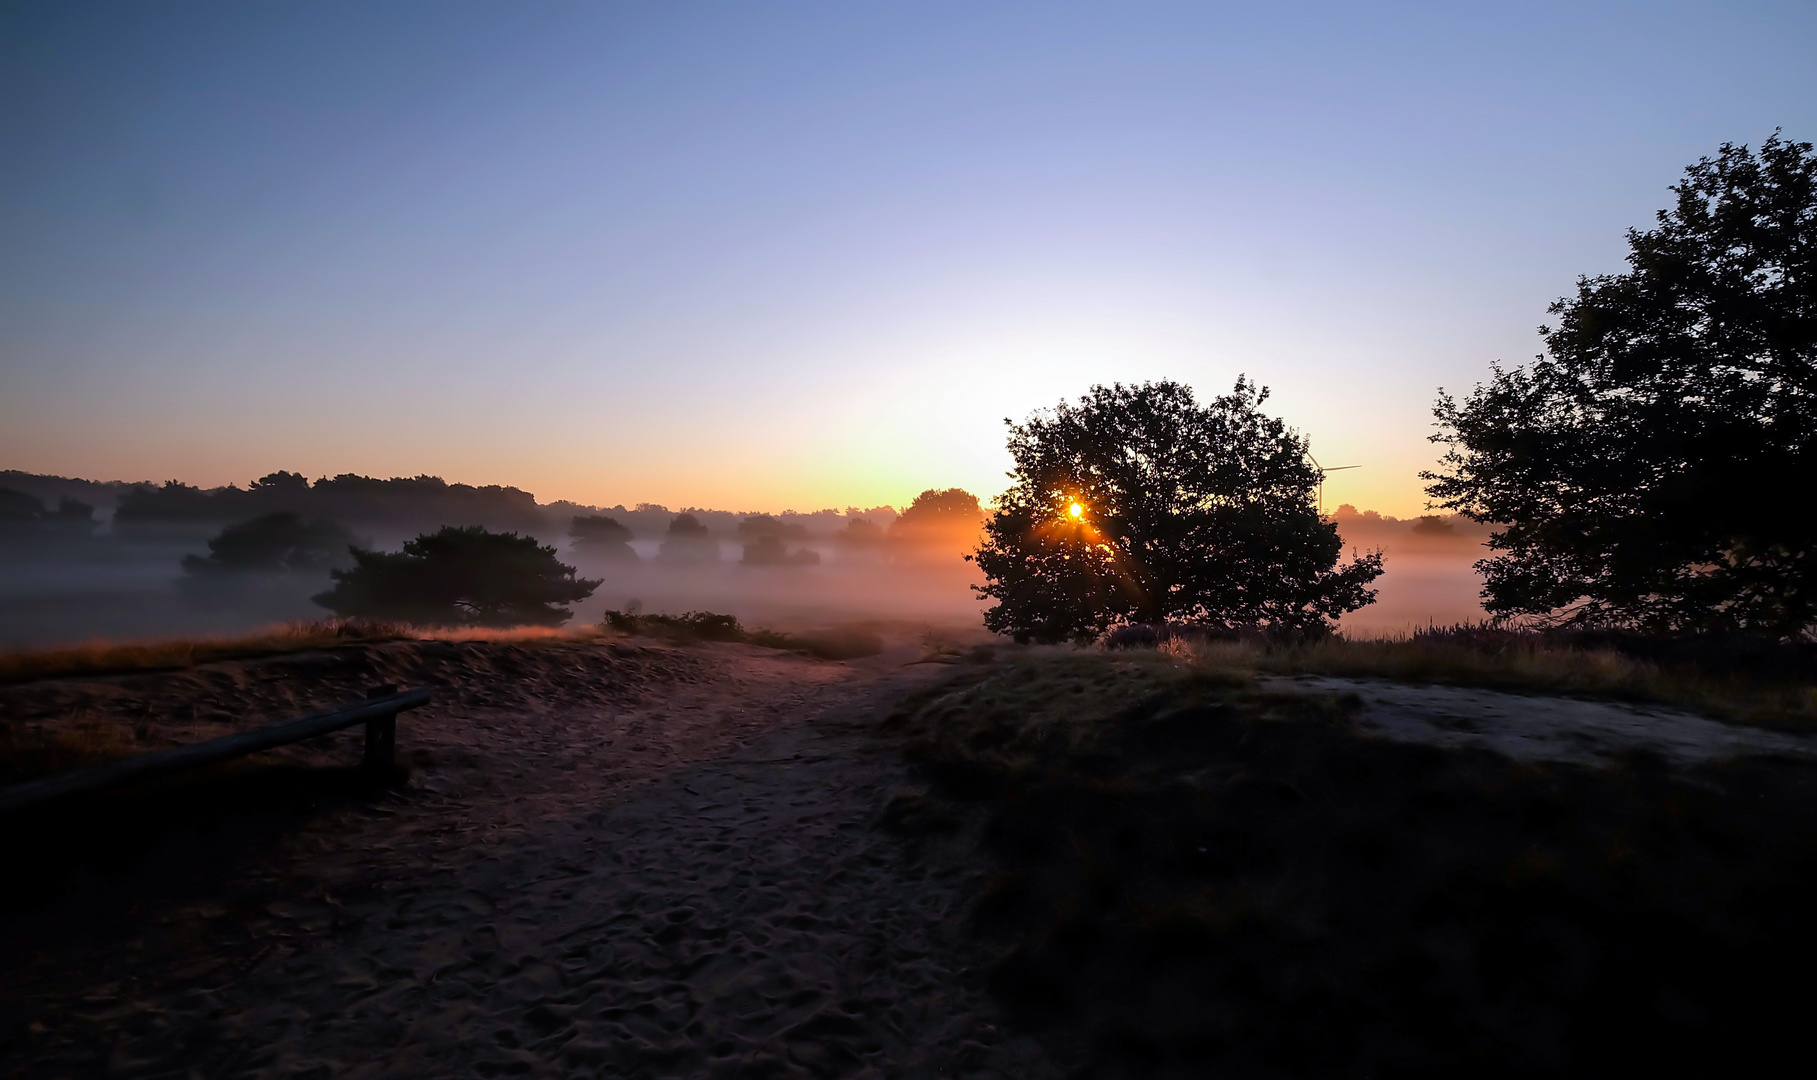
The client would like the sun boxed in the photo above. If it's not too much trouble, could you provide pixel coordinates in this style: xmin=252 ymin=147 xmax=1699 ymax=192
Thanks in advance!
xmin=1067 ymin=501 xmax=1085 ymax=519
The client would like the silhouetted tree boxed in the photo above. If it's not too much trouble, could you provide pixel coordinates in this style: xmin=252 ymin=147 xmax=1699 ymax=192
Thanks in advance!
xmin=973 ymin=379 xmax=1384 ymax=643
xmin=313 ymin=525 xmax=600 ymax=626
xmin=0 ymin=488 xmax=44 ymax=521
xmin=888 ymin=487 xmax=981 ymax=545
xmin=737 ymin=514 xmax=808 ymax=540
xmin=569 ymin=514 xmax=638 ymax=561
xmin=657 ymin=512 xmax=719 ymax=564
xmin=52 ymin=498 xmax=95 ymax=528
xmin=182 ymin=512 xmax=355 ymax=577
xmin=1425 ymin=133 xmax=1817 ymax=637
xmin=741 ymin=534 xmax=821 ymax=566
xmin=836 ymin=516 xmax=884 ymax=546
xmin=1410 ymin=516 xmax=1457 ymax=537
xmin=0 ymin=489 xmax=96 ymax=538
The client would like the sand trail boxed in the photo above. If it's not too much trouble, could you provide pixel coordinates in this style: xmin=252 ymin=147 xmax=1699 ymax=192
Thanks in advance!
xmin=0 ymin=642 xmax=1047 ymax=1079
xmin=1268 ymin=674 xmax=1817 ymax=766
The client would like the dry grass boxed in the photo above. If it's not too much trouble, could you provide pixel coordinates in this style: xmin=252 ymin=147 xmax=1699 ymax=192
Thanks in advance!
xmin=1138 ymin=630 xmax=1817 ymax=727
xmin=0 ymin=720 xmax=142 ymax=786
xmin=0 ymin=618 xmax=605 ymax=686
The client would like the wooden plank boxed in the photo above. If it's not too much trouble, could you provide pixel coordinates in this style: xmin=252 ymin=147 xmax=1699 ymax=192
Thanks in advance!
xmin=0 ymin=688 xmax=431 ymax=814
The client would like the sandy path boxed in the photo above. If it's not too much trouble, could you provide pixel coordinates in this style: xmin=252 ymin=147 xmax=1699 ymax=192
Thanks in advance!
xmin=0 ymin=643 xmax=1049 ymax=1079
xmin=1269 ymin=674 xmax=1817 ymax=767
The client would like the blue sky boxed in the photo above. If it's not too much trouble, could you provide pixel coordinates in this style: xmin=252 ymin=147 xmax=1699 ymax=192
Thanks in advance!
xmin=3 ymin=1 xmax=1812 ymax=514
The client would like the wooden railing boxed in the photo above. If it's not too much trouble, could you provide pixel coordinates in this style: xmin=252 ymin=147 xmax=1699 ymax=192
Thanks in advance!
xmin=0 ymin=685 xmax=431 ymax=814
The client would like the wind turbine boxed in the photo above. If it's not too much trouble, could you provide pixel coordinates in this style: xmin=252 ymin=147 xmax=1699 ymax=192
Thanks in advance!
xmin=1308 ymin=453 xmax=1359 ymax=517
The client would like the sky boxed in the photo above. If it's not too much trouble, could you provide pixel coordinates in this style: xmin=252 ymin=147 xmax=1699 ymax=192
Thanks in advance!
xmin=2 ymin=1 xmax=1813 ymax=516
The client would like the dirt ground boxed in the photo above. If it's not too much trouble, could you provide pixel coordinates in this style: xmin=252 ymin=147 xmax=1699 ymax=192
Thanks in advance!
xmin=0 ymin=637 xmax=1051 ymax=1079
xmin=6 ymin=637 xmax=1816 ymax=1078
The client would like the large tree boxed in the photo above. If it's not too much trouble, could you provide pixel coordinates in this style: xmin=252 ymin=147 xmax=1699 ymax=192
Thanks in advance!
xmin=314 ymin=525 xmax=600 ymax=626
xmin=1424 ymin=133 xmax=1817 ymax=637
xmin=973 ymin=378 xmax=1383 ymax=643
xmin=181 ymin=512 xmax=354 ymax=577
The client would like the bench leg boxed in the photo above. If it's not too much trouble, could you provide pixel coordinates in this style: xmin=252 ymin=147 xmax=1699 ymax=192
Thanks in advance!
xmin=364 ymin=714 xmax=397 ymax=772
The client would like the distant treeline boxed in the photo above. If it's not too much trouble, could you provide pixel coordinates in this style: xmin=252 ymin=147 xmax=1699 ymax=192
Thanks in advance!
xmin=549 ymin=502 xmax=898 ymax=543
xmin=1330 ymin=504 xmax=1494 ymax=546
xmin=0 ymin=469 xmax=906 ymax=541
xmin=111 ymin=472 xmax=547 ymax=535
xmin=0 ymin=471 xmax=140 ymax=515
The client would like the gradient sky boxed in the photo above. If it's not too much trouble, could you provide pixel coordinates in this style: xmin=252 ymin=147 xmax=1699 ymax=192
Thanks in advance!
xmin=3 ymin=2 xmax=1813 ymax=515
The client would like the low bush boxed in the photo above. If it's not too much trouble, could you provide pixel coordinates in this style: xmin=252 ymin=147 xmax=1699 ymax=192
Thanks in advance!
xmin=602 ymin=609 xmax=746 ymax=642
xmin=602 ymin=610 xmax=883 ymax=659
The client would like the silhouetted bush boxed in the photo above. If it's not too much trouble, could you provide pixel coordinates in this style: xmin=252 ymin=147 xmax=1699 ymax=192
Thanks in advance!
xmin=314 ymin=526 xmax=600 ymax=626
xmin=602 ymin=609 xmax=745 ymax=641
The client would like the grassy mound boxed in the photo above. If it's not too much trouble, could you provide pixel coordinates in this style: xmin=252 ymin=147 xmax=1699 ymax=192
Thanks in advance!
xmin=1107 ymin=623 xmax=1817 ymax=727
xmin=884 ymin=651 xmax=1817 ymax=1077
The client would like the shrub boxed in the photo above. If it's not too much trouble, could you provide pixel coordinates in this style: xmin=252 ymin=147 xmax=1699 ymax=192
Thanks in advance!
xmin=314 ymin=525 xmax=600 ymax=626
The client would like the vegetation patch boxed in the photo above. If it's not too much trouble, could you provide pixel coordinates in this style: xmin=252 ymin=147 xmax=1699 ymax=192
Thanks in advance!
xmin=884 ymin=651 xmax=1817 ymax=1077
xmin=602 ymin=609 xmax=884 ymax=660
xmin=0 ymin=618 xmax=606 ymax=686
xmin=1105 ymin=622 xmax=1817 ymax=727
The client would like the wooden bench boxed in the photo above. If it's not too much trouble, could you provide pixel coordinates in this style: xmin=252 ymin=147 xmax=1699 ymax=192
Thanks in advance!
xmin=0 ymin=685 xmax=431 ymax=814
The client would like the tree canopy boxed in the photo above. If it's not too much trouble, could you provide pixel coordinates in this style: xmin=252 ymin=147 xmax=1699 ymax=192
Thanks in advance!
xmin=1424 ymin=133 xmax=1817 ymax=637
xmin=570 ymin=514 xmax=632 ymax=545
xmin=892 ymin=488 xmax=982 ymax=532
xmin=182 ymin=512 xmax=354 ymax=577
xmin=313 ymin=525 xmax=600 ymax=626
xmin=973 ymin=378 xmax=1383 ymax=643
xmin=658 ymin=512 xmax=719 ymax=563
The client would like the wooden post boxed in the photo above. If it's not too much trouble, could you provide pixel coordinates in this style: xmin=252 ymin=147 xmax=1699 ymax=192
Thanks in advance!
xmin=364 ymin=684 xmax=399 ymax=772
